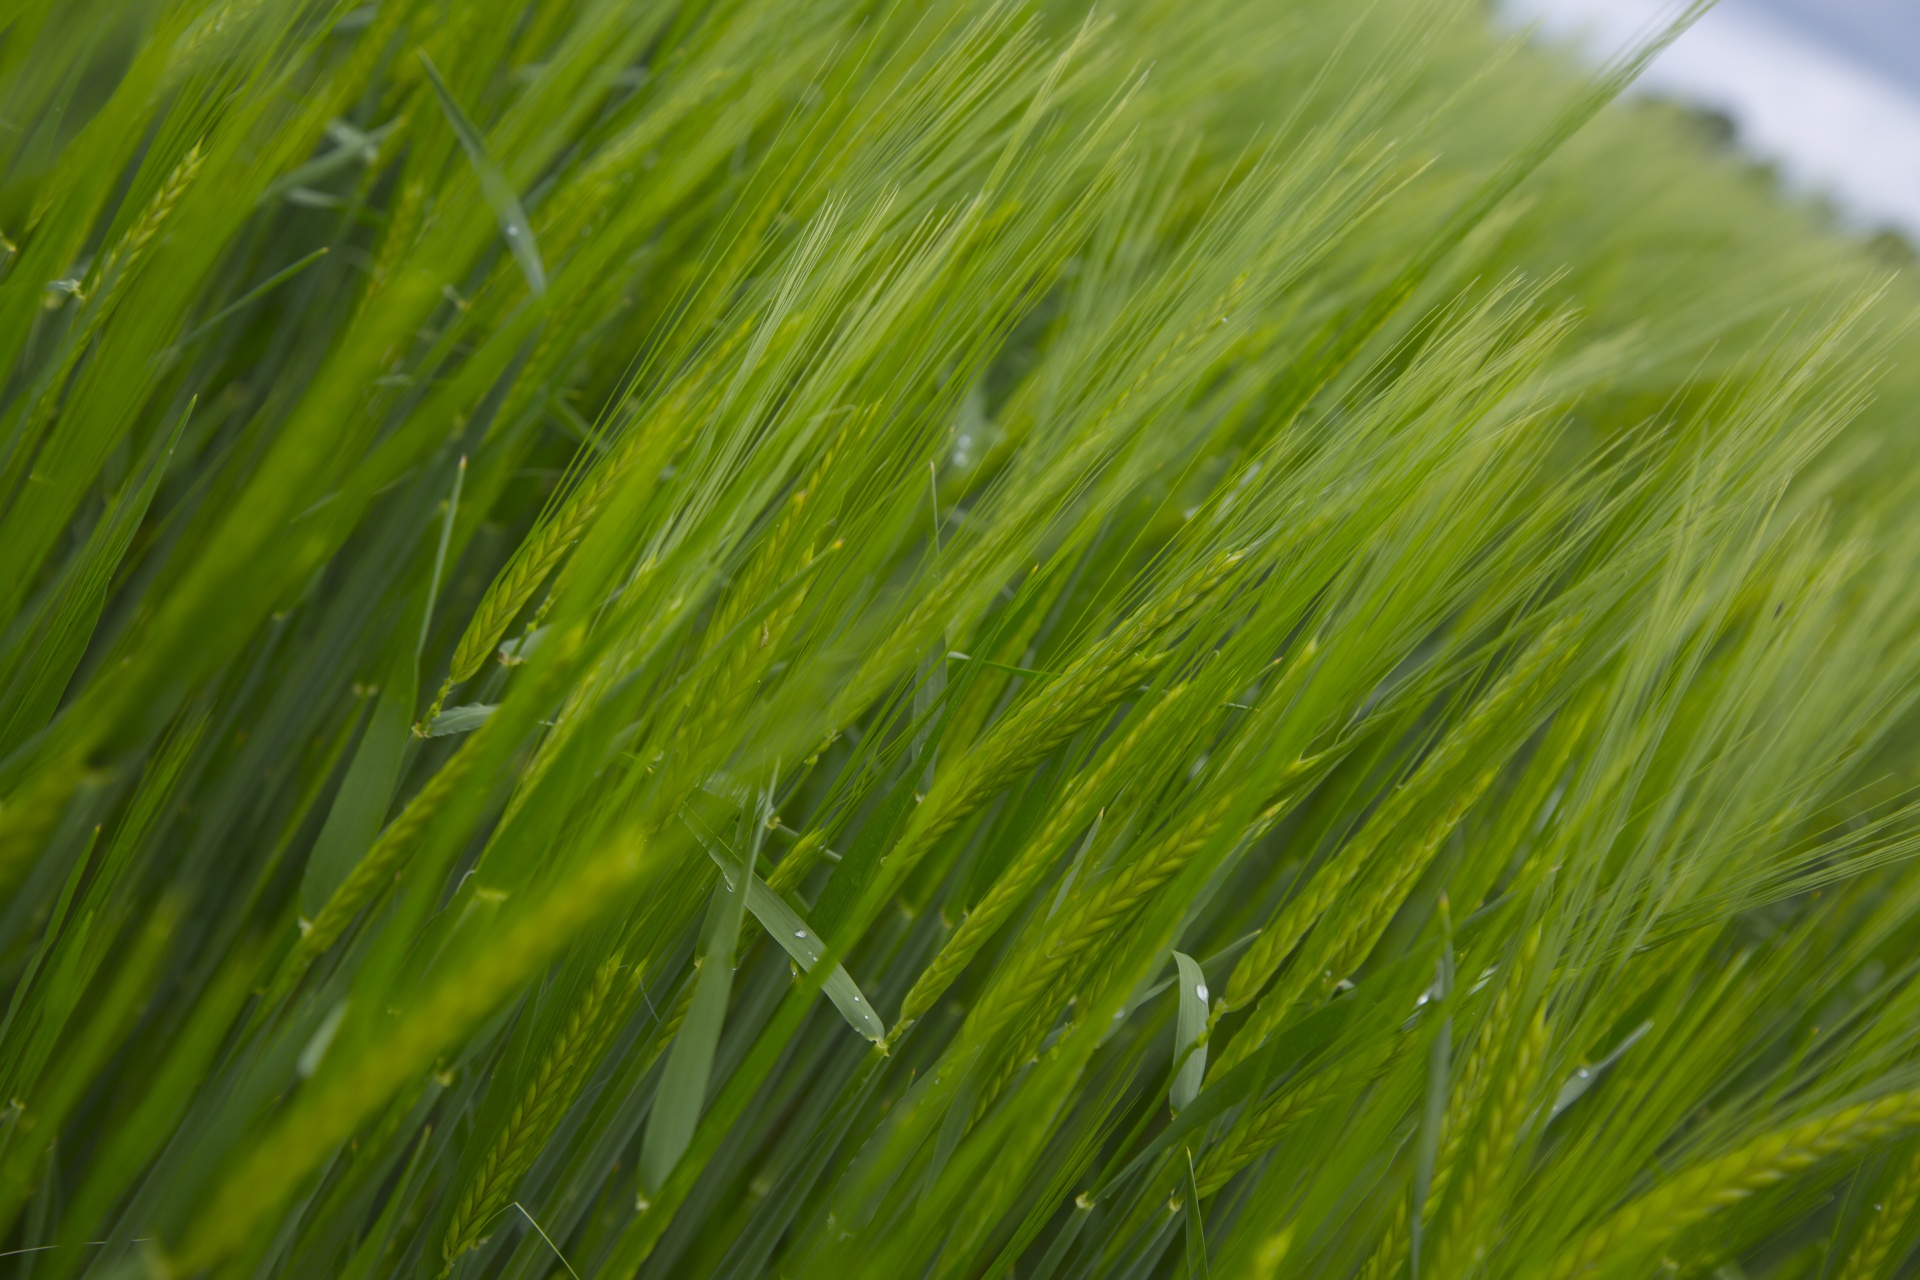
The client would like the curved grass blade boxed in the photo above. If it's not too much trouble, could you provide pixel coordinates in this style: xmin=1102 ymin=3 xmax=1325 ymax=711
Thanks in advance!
xmin=418 ymin=52 xmax=547 ymax=297
xmin=418 ymin=455 xmax=464 ymax=661
xmin=301 ymin=459 xmax=461 ymax=913
xmin=259 ymin=118 xmax=400 ymax=206
xmin=1183 ymin=1147 xmax=1210 ymax=1279
xmin=298 ymin=652 xmax=417 ymax=919
xmin=424 ymin=703 xmax=495 ymax=737
xmin=1169 ymin=951 xmax=1208 ymax=1114
xmin=641 ymin=854 xmax=748 ymax=1192
xmin=691 ymin=815 xmax=885 ymax=1042
xmin=171 ymin=247 xmax=328 ymax=349
xmin=0 ymin=399 xmax=189 ymax=759
xmin=1547 ymin=1020 xmax=1653 ymax=1124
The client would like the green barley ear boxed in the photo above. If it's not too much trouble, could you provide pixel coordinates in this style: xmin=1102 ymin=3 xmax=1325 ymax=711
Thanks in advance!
xmin=1835 ymin=1142 xmax=1920 ymax=1280
xmin=1354 ymin=925 xmax=1544 ymax=1280
xmin=432 ymin=510 xmax=582 ymax=716
xmin=1210 ymin=762 xmax=1503 ymax=1081
xmin=859 ymin=549 xmax=1244 ymax=902
xmin=1545 ymin=1091 xmax=1920 ymax=1280
xmin=430 ymin=320 xmax=758 ymax=716
xmin=91 ymin=141 xmax=206 ymax=308
xmin=1221 ymin=621 xmax=1579 ymax=1021
xmin=765 ymin=827 xmax=829 ymax=896
xmin=1196 ymin=1033 xmax=1400 ymax=1200
xmin=1429 ymin=1004 xmax=1550 ymax=1279
xmin=270 ymin=727 xmax=491 ymax=1002
xmin=1437 ymin=924 xmax=1545 ymax=1183
xmin=891 ymin=682 xmax=1192 ymax=1034
xmin=874 ymin=641 xmax=1174 ymax=890
xmin=441 ymin=953 xmax=637 ymax=1270
xmin=967 ymin=786 xmax=1245 ymax=1052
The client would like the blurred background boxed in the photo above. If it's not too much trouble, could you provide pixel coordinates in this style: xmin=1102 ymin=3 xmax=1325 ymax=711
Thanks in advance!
xmin=1502 ymin=0 xmax=1920 ymax=243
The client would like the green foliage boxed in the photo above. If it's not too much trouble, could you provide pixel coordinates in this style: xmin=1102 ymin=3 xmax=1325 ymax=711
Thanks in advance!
xmin=5 ymin=1 xmax=1920 ymax=1278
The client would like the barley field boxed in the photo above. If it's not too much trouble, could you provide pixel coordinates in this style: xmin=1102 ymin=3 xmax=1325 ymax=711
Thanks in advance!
xmin=4 ymin=2 xmax=1920 ymax=1278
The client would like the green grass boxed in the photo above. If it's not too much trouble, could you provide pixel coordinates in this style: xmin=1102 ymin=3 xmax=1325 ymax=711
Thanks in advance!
xmin=5 ymin=0 xmax=1920 ymax=1277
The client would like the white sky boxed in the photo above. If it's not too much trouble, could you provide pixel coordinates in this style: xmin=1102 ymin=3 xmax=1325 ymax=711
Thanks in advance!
xmin=1501 ymin=0 xmax=1920 ymax=240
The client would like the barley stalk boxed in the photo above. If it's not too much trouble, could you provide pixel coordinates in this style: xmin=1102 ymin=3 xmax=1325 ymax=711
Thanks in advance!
xmin=15 ymin=141 xmax=206 ymax=454
xmin=956 ymin=632 xmax=1315 ymax=1065
xmin=1319 ymin=765 xmax=1502 ymax=988
xmin=1357 ymin=1195 xmax=1413 ymax=1280
xmin=949 ymin=650 xmax=1167 ymax=817
xmin=976 ymin=1004 xmax=1081 ymax=1122
xmin=845 ymin=539 xmax=1236 ymax=766
xmin=705 ymin=423 xmax=849 ymax=652
xmin=1436 ymin=925 xmax=1543 ymax=1184
xmin=638 ymin=511 xmax=839 ymax=824
xmin=169 ymin=0 xmax=266 ymax=74
xmin=1334 ymin=929 xmax=1543 ymax=1280
xmin=440 ymin=498 xmax=596 ymax=696
xmin=361 ymin=172 xmax=427 ymax=314
xmin=679 ymin=535 xmax=822 ymax=765
xmin=96 ymin=143 xmax=204 ymax=294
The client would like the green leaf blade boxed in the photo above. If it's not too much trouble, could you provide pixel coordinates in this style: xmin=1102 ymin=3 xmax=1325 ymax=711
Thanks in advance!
xmin=418 ymin=51 xmax=547 ymax=297
xmin=1169 ymin=950 xmax=1209 ymax=1114
xmin=641 ymin=861 xmax=748 ymax=1192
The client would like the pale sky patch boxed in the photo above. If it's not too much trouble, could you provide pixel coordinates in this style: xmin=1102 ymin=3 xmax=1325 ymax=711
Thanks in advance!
xmin=1502 ymin=0 xmax=1920 ymax=240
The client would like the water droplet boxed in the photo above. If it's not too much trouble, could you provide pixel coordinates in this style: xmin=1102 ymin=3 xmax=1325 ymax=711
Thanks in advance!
xmin=1196 ymin=984 xmax=1209 ymax=1001
xmin=795 ymin=929 xmax=807 ymax=939
xmin=505 ymin=226 xmax=519 ymax=236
